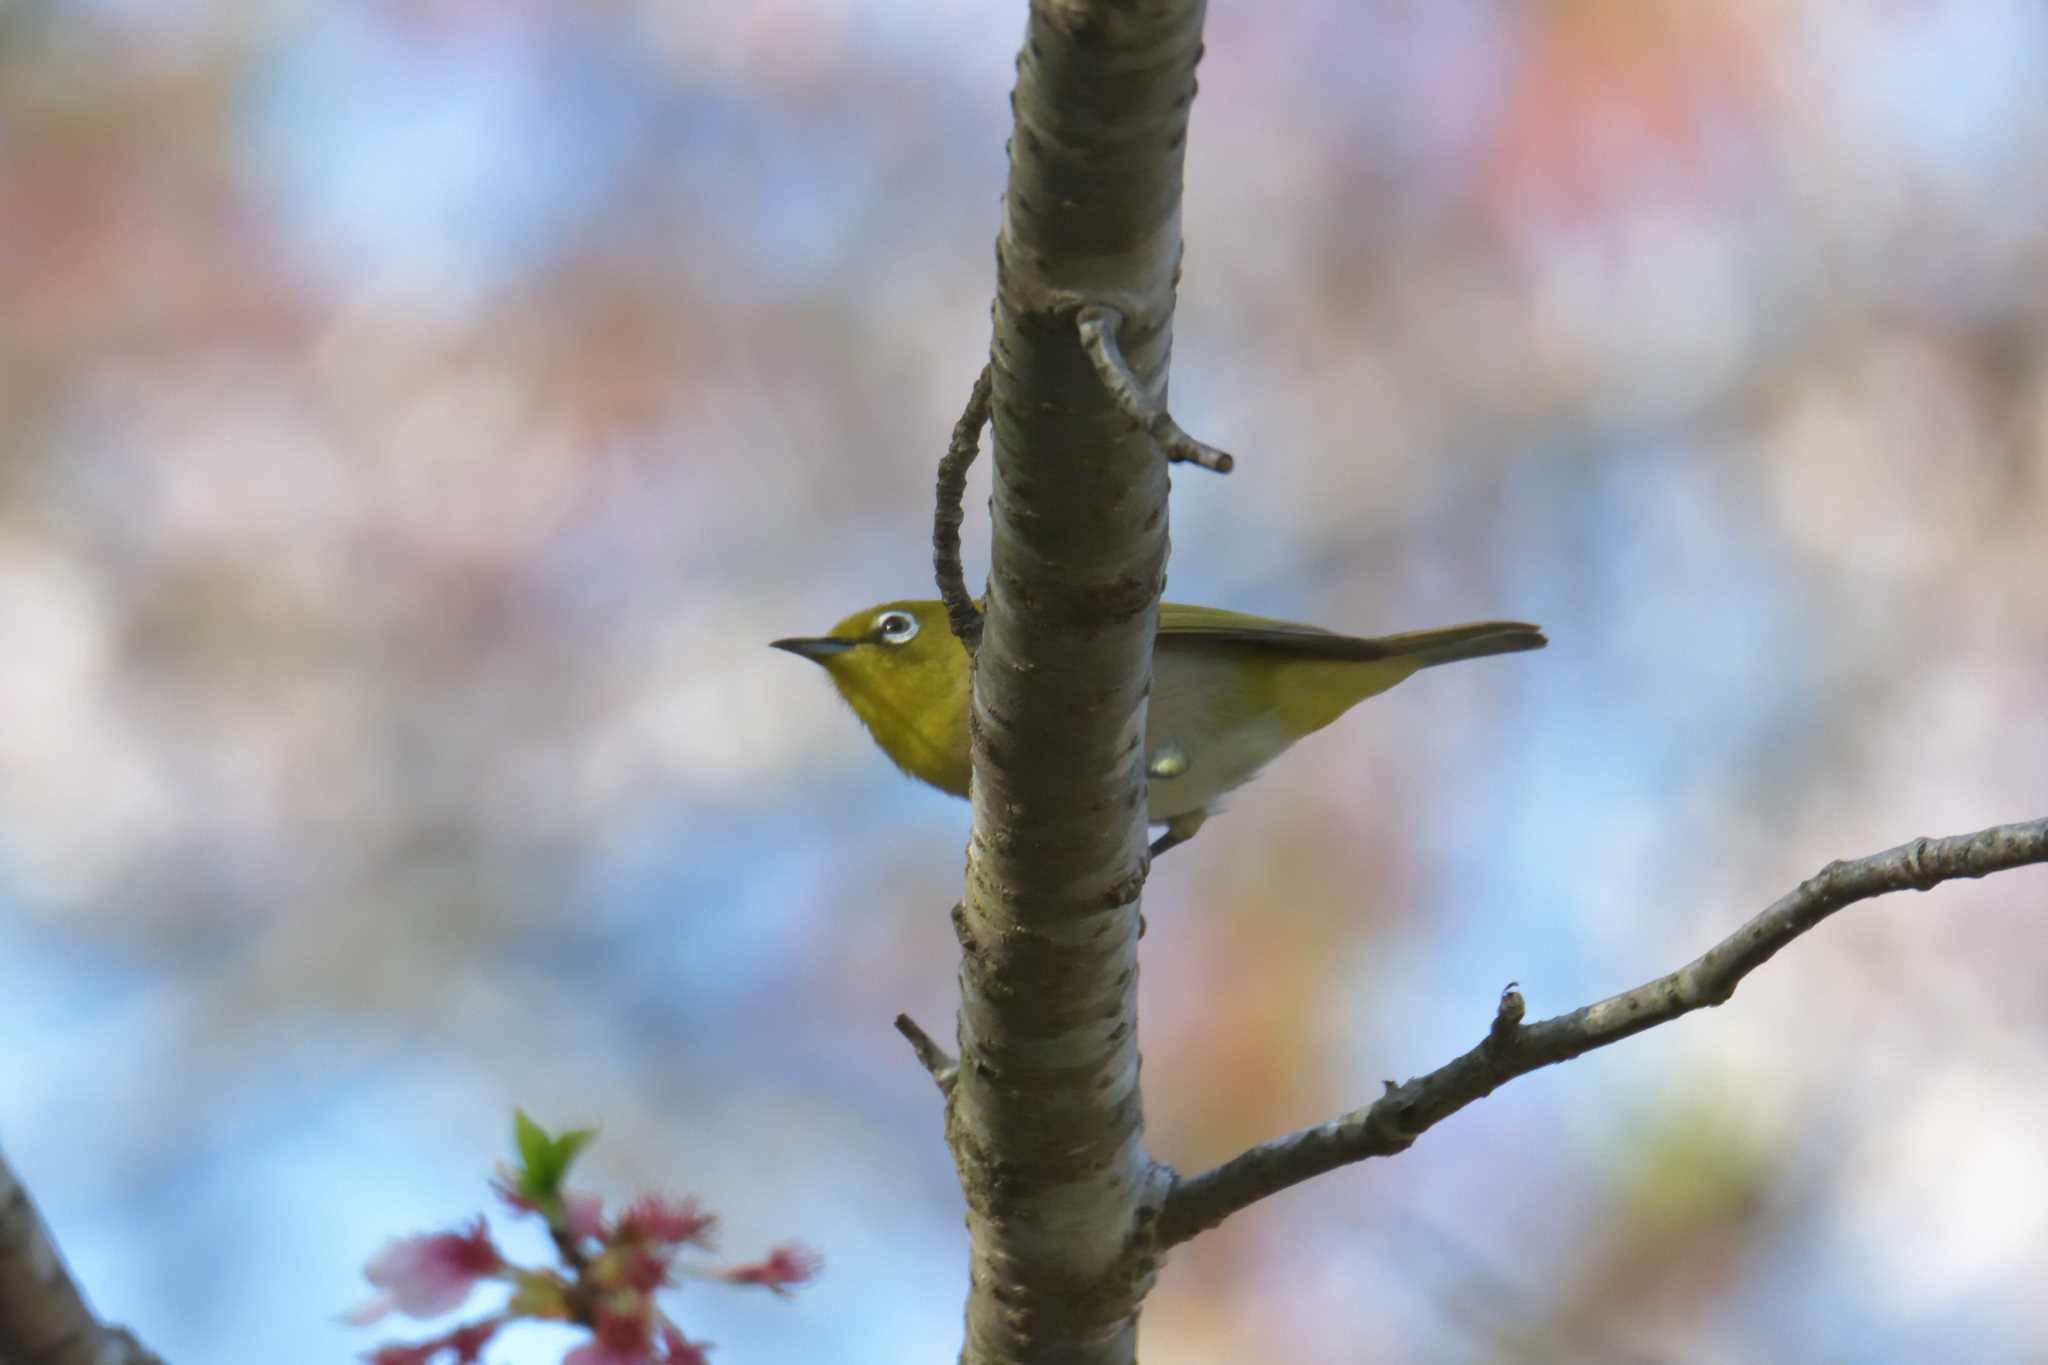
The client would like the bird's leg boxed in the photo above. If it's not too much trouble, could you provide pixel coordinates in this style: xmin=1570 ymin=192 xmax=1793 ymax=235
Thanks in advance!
xmin=1138 ymin=807 xmax=1208 ymax=938
xmin=1147 ymin=809 xmax=1208 ymax=861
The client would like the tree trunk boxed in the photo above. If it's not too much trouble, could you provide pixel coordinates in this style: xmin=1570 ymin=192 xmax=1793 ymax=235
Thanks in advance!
xmin=948 ymin=3 xmax=1207 ymax=1363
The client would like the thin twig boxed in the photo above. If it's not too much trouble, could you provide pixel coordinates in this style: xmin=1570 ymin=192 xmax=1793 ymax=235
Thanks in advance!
xmin=1145 ymin=816 xmax=2048 ymax=1251
xmin=933 ymin=364 xmax=992 ymax=653
xmin=0 ymin=1143 xmax=168 ymax=1365
xmin=894 ymin=1013 xmax=959 ymax=1095
xmin=1074 ymin=305 xmax=1234 ymax=474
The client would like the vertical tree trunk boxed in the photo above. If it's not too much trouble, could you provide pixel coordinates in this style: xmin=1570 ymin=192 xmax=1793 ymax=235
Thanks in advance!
xmin=949 ymin=4 xmax=1207 ymax=1363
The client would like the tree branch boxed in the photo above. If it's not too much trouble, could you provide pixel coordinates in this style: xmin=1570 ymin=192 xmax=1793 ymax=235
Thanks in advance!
xmin=1074 ymin=305 xmax=1234 ymax=473
xmin=1147 ymin=817 xmax=2048 ymax=1251
xmin=932 ymin=364 xmax=992 ymax=653
xmin=0 ymin=1143 xmax=167 ymax=1365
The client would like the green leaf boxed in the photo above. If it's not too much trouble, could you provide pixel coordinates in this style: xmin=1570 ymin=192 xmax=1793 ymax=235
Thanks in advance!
xmin=513 ymin=1109 xmax=551 ymax=1186
xmin=509 ymin=1109 xmax=598 ymax=1200
xmin=551 ymin=1126 xmax=597 ymax=1176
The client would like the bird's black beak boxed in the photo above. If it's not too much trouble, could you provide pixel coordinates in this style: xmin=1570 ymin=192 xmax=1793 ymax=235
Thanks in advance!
xmin=770 ymin=636 xmax=855 ymax=662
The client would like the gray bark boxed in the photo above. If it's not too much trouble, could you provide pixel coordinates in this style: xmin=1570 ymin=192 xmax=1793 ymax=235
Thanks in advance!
xmin=0 ymin=1145 xmax=166 ymax=1365
xmin=946 ymin=3 xmax=1207 ymax=1363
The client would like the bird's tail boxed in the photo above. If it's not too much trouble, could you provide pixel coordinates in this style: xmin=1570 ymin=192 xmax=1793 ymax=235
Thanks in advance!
xmin=1383 ymin=621 xmax=1548 ymax=668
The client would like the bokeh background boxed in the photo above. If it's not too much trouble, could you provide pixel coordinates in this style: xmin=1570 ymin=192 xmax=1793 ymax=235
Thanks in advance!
xmin=3 ymin=1 xmax=2047 ymax=1361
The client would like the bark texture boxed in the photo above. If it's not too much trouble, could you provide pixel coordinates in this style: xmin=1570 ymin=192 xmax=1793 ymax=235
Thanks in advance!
xmin=947 ymin=4 xmax=1206 ymax=1363
xmin=0 ymin=1145 xmax=165 ymax=1365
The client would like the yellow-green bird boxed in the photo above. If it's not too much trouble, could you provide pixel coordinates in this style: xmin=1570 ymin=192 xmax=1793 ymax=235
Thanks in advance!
xmin=773 ymin=600 xmax=1544 ymax=856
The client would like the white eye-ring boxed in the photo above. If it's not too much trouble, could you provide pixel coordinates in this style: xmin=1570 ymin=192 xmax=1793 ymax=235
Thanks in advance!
xmin=876 ymin=610 xmax=920 ymax=645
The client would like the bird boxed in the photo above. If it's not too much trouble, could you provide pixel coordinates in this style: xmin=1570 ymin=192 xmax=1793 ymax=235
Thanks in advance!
xmin=773 ymin=600 xmax=1544 ymax=857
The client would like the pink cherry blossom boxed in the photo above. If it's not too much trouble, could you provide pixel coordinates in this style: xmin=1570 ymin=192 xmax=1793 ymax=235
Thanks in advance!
xmin=562 ymin=1343 xmax=652 ymax=1365
xmin=353 ymin=1219 xmax=504 ymax=1321
xmin=718 ymin=1243 xmax=820 ymax=1296
xmin=659 ymin=1323 xmax=713 ymax=1364
xmin=615 ymin=1195 xmax=717 ymax=1249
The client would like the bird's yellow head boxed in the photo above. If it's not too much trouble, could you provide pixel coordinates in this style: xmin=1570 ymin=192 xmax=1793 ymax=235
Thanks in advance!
xmin=771 ymin=599 xmax=972 ymax=797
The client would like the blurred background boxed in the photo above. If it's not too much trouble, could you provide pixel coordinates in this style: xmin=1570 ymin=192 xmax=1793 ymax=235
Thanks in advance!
xmin=2 ymin=1 xmax=2046 ymax=1361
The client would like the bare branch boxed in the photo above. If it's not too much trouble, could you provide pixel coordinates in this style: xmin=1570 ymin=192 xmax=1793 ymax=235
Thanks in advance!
xmin=0 ymin=1143 xmax=167 ymax=1365
xmin=1148 ymin=817 xmax=2048 ymax=1251
xmin=1074 ymin=305 xmax=1235 ymax=474
xmin=894 ymin=1012 xmax=959 ymax=1095
xmin=933 ymin=364 xmax=992 ymax=653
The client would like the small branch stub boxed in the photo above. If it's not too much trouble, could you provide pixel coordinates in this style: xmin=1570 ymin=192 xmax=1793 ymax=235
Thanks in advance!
xmin=894 ymin=1012 xmax=959 ymax=1095
xmin=1075 ymin=305 xmax=1235 ymax=474
xmin=1489 ymin=982 xmax=1525 ymax=1047
xmin=932 ymin=364 xmax=992 ymax=653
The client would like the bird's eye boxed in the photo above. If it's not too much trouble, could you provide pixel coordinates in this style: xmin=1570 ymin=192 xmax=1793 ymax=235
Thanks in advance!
xmin=876 ymin=610 xmax=920 ymax=644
